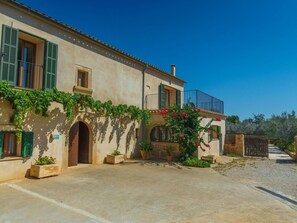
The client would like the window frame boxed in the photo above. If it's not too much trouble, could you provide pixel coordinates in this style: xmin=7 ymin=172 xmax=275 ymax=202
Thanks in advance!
xmin=0 ymin=130 xmax=34 ymax=160
xmin=0 ymin=131 xmax=19 ymax=158
xmin=77 ymin=69 xmax=89 ymax=88
xmin=73 ymin=65 xmax=93 ymax=95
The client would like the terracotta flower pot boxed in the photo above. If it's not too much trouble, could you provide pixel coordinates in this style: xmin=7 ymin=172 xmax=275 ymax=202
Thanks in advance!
xmin=140 ymin=150 xmax=149 ymax=160
xmin=166 ymin=155 xmax=173 ymax=162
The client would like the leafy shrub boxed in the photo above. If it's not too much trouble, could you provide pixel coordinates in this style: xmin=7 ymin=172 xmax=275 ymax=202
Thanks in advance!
xmin=182 ymin=157 xmax=211 ymax=168
xmin=162 ymin=105 xmax=216 ymax=160
xmin=226 ymin=153 xmax=238 ymax=157
xmin=287 ymin=143 xmax=296 ymax=153
xmin=35 ymin=156 xmax=56 ymax=165
xmin=112 ymin=149 xmax=121 ymax=155
xmin=139 ymin=141 xmax=153 ymax=151
xmin=165 ymin=145 xmax=174 ymax=155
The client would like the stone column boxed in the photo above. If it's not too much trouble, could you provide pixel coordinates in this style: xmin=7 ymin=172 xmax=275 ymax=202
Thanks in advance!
xmin=235 ymin=134 xmax=245 ymax=157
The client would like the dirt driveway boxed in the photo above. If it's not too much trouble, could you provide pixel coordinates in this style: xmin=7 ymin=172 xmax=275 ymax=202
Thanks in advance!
xmin=0 ymin=161 xmax=297 ymax=223
xmin=214 ymin=145 xmax=297 ymax=211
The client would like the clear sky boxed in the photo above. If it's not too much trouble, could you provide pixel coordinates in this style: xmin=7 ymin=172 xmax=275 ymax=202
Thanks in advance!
xmin=19 ymin=0 xmax=297 ymax=120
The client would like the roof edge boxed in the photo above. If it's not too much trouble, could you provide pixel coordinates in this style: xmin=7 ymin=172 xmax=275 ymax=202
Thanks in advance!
xmin=3 ymin=0 xmax=186 ymax=84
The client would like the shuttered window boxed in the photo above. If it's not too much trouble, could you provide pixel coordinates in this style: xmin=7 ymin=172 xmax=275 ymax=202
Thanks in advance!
xmin=21 ymin=131 xmax=34 ymax=158
xmin=176 ymin=90 xmax=181 ymax=108
xmin=44 ymin=41 xmax=58 ymax=90
xmin=0 ymin=131 xmax=34 ymax=159
xmin=0 ymin=25 xmax=19 ymax=86
xmin=0 ymin=132 xmax=3 ymax=159
xmin=159 ymin=84 xmax=165 ymax=109
xmin=0 ymin=26 xmax=59 ymax=90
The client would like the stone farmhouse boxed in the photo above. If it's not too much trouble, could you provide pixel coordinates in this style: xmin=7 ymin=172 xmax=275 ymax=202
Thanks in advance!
xmin=0 ymin=0 xmax=225 ymax=181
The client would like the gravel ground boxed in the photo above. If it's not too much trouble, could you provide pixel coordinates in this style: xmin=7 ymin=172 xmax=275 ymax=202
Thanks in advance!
xmin=213 ymin=156 xmax=297 ymax=202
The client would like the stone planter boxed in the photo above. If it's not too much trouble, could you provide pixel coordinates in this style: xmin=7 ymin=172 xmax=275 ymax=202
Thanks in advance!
xmin=30 ymin=164 xmax=60 ymax=179
xmin=106 ymin=154 xmax=125 ymax=164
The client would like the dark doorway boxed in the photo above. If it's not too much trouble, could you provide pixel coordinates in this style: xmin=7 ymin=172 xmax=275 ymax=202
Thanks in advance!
xmin=68 ymin=122 xmax=90 ymax=167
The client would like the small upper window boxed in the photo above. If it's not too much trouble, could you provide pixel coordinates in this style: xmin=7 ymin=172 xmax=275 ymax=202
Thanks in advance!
xmin=77 ymin=70 xmax=88 ymax=88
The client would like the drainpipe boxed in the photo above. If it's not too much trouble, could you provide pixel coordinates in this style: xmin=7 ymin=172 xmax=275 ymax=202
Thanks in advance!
xmin=141 ymin=64 xmax=149 ymax=141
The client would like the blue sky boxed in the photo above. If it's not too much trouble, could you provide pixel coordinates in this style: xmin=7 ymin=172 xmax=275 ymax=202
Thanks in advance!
xmin=20 ymin=0 xmax=297 ymax=120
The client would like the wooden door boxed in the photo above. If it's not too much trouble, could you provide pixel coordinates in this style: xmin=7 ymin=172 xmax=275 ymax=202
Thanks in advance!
xmin=78 ymin=122 xmax=89 ymax=163
xmin=68 ymin=123 xmax=79 ymax=166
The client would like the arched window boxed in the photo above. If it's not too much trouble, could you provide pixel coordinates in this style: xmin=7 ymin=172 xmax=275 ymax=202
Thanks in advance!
xmin=150 ymin=126 xmax=175 ymax=142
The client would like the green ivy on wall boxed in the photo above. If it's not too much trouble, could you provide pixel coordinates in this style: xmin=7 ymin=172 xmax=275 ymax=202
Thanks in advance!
xmin=0 ymin=81 xmax=150 ymax=141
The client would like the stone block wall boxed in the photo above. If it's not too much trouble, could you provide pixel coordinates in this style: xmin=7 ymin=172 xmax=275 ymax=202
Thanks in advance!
xmin=151 ymin=142 xmax=179 ymax=159
xmin=224 ymin=134 xmax=244 ymax=157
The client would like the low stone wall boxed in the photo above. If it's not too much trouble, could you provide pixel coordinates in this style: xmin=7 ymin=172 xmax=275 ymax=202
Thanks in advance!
xmin=224 ymin=134 xmax=244 ymax=157
xmin=151 ymin=142 xmax=179 ymax=159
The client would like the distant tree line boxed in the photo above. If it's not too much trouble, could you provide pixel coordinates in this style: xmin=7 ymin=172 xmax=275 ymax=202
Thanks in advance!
xmin=226 ymin=112 xmax=297 ymax=150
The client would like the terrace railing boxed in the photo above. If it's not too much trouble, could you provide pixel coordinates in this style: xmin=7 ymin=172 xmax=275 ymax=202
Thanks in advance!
xmin=145 ymin=89 xmax=224 ymax=114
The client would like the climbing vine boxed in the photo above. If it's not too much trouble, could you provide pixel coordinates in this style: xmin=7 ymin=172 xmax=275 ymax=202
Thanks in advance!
xmin=0 ymin=81 xmax=150 ymax=141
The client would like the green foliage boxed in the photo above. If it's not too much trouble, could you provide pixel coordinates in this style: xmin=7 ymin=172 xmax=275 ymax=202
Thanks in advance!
xmin=226 ymin=111 xmax=297 ymax=150
xmin=162 ymin=104 xmax=216 ymax=160
xmin=182 ymin=157 xmax=211 ymax=168
xmin=226 ymin=153 xmax=238 ymax=157
xmin=0 ymin=81 xmax=150 ymax=142
xmin=34 ymin=156 xmax=56 ymax=165
xmin=139 ymin=140 xmax=153 ymax=151
xmin=287 ymin=143 xmax=296 ymax=153
xmin=226 ymin=115 xmax=240 ymax=124
xmin=165 ymin=145 xmax=174 ymax=155
xmin=112 ymin=149 xmax=122 ymax=155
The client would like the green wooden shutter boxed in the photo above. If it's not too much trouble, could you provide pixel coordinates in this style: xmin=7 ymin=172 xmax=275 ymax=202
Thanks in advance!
xmin=44 ymin=41 xmax=58 ymax=90
xmin=21 ymin=131 xmax=34 ymax=157
xmin=217 ymin=126 xmax=221 ymax=138
xmin=0 ymin=25 xmax=19 ymax=86
xmin=159 ymin=84 xmax=165 ymax=109
xmin=176 ymin=90 xmax=181 ymax=108
xmin=0 ymin=132 xmax=3 ymax=159
xmin=209 ymin=126 xmax=214 ymax=142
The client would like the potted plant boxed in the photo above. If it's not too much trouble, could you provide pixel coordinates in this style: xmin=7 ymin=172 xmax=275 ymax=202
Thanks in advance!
xmin=106 ymin=149 xmax=125 ymax=164
xmin=30 ymin=156 xmax=60 ymax=179
xmin=139 ymin=141 xmax=153 ymax=160
xmin=166 ymin=145 xmax=174 ymax=162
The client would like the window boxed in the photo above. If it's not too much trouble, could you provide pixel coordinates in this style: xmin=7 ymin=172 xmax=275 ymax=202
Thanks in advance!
xmin=73 ymin=66 xmax=92 ymax=95
xmin=0 ymin=131 xmax=34 ymax=159
xmin=17 ymin=39 xmax=37 ymax=89
xmin=77 ymin=70 xmax=88 ymax=88
xmin=2 ymin=132 xmax=17 ymax=157
xmin=150 ymin=126 xmax=175 ymax=142
xmin=159 ymin=84 xmax=181 ymax=109
xmin=209 ymin=125 xmax=221 ymax=142
xmin=0 ymin=25 xmax=58 ymax=90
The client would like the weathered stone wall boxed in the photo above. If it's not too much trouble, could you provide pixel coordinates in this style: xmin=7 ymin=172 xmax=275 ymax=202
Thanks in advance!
xmin=151 ymin=142 xmax=179 ymax=159
xmin=224 ymin=134 xmax=245 ymax=157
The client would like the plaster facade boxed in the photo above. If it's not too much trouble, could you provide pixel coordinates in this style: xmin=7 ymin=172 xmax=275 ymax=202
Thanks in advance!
xmin=0 ymin=1 xmax=185 ymax=181
xmin=147 ymin=109 xmax=226 ymax=160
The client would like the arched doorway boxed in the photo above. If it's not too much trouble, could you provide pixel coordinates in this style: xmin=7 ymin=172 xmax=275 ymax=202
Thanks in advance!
xmin=68 ymin=122 xmax=90 ymax=167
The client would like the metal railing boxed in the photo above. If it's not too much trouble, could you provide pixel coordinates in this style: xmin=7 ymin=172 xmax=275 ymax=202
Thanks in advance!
xmin=145 ymin=89 xmax=224 ymax=114
xmin=17 ymin=60 xmax=43 ymax=89
xmin=184 ymin=90 xmax=224 ymax=114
